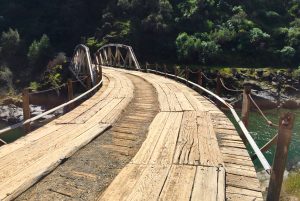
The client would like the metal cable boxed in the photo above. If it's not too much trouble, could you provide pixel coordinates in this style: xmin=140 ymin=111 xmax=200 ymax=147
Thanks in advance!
xmin=201 ymin=72 xmax=217 ymax=82
xmin=29 ymin=83 xmax=67 ymax=95
xmin=248 ymin=93 xmax=279 ymax=127
xmin=188 ymin=68 xmax=201 ymax=74
xmin=220 ymin=78 xmax=243 ymax=92
xmin=71 ymin=76 xmax=88 ymax=83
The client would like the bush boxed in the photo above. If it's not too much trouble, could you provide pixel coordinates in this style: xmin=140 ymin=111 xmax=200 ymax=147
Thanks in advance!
xmin=27 ymin=34 xmax=53 ymax=75
xmin=0 ymin=65 xmax=13 ymax=93
xmin=280 ymin=46 xmax=296 ymax=61
xmin=0 ymin=28 xmax=20 ymax=58
xmin=28 ymin=82 xmax=41 ymax=91
xmin=284 ymin=171 xmax=300 ymax=198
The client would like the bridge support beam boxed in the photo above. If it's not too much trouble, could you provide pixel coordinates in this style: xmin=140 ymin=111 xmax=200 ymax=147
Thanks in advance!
xmin=267 ymin=112 xmax=295 ymax=201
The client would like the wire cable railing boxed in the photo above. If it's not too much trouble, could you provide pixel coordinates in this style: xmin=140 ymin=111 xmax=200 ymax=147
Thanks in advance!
xmin=0 ymin=76 xmax=103 ymax=140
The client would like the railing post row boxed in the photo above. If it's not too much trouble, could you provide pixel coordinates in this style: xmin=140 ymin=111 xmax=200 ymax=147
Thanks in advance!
xmin=22 ymin=88 xmax=31 ymax=133
xmin=267 ymin=112 xmax=295 ymax=201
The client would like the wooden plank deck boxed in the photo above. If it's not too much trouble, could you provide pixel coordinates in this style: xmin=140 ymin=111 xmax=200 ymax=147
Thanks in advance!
xmin=0 ymin=67 xmax=263 ymax=201
xmin=98 ymin=68 xmax=263 ymax=201
xmin=0 ymin=69 xmax=134 ymax=201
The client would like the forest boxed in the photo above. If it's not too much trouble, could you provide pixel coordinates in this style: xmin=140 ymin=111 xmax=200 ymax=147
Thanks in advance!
xmin=1 ymin=0 xmax=300 ymax=89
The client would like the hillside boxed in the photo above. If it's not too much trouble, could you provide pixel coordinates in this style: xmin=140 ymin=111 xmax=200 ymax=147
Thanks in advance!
xmin=0 ymin=0 xmax=300 ymax=89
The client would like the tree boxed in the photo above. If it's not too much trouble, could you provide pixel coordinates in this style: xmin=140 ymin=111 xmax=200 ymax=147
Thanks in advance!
xmin=0 ymin=28 xmax=20 ymax=59
xmin=280 ymin=46 xmax=295 ymax=64
xmin=27 ymin=34 xmax=53 ymax=76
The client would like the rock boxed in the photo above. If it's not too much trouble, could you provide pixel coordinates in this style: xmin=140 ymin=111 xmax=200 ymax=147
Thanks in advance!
xmin=256 ymin=70 xmax=264 ymax=77
xmin=282 ymin=99 xmax=300 ymax=109
xmin=243 ymin=80 xmax=263 ymax=91
xmin=0 ymin=104 xmax=57 ymax=123
xmin=0 ymin=104 xmax=23 ymax=123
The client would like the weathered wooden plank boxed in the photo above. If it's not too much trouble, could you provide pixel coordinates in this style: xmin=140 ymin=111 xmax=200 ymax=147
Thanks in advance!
xmin=226 ymin=173 xmax=262 ymax=191
xmin=0 ymin=123 xmax=110 ymax=201
xmin=99 ymin=164 xmax=146 ymax=201
xmin=191 ymin=166 xmax=225 ymax=201
xmin=159 ymin=165 xmax=196 ymax=201
xmin=173 ymin=111 xmax=199 ymax=165
xmin=149 ymin=112 xmax=183 ymax=165
xmin=226 ymin=186 xmax=263 ymax=198
xmin=131 ymin=112 xmax=170 ymax=164
xmin=197 ymin=112 xmax=224 ymax=166
xmin=125 ymin=165 xmax=171 ymax=201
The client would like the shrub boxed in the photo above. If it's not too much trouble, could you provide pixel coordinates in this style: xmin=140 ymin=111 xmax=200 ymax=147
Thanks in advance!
xmin=27 ymin=34 xmax=53 ymax=75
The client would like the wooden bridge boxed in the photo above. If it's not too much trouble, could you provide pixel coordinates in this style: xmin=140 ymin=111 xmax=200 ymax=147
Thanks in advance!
xmin=0 ymin=44 xmax=295 ymax=201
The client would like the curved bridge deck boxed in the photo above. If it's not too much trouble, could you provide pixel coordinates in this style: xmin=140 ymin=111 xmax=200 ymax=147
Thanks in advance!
xmin=0 ymin=68 xmax=262 ymax=201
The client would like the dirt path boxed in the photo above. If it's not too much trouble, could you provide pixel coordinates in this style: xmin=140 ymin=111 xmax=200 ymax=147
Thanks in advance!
xmin=15 ymin=73 xmax=159 ymax=201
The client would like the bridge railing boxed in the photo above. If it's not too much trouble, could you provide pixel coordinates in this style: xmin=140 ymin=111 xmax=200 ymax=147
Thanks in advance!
xmin=143 ymin=63 xmax=295 ymax=201
xmin=0 ymin=71 xmax=103 ymax=143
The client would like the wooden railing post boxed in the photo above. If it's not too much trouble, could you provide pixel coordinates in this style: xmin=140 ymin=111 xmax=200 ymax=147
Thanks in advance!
xmin=174 ymin=66 xmax=178 ymax=81
xmin=67 ymin=79 xmax=74 ymax=111
xmin=197 ymin=70 xmax=203 ymax=94
xmin=216 ymin=73 xmax=221 ymax=96
xmin=241 ymin=85 xmax=251 ymax=128
xmin=86 ymin=76 xmax=92 ymax=90
xmin=197 ymin=70 xmax=203 ymax=86
xmin=185 ymin=67 xmax=189 ymax=85
xmin=22 ymin=88 xmax=31 ymax=133
xmin=267 ymin=112 xmax=295 ymax=201
xmin=145 ymin=62 xmax=148 ymax=72
xmin=155 ymin=63 xmax=158 ymax=71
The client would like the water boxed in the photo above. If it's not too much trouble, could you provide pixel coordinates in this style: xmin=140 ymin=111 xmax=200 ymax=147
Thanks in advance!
xmin=226 ymin=109 xmax=300 ymax=171
xmin=0 ymin=122 xmax=24 ymax=143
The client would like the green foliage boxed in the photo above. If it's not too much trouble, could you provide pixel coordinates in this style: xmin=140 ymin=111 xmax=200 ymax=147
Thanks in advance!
xmin=212 ymin=27 xmax=236 ymax=44
xmin=177 ymin=0 xmax=198 ymax=18
xmin=27 ymin=34 xmax=52 ymax=75
xmin=0 ymin=65 xmax=13 ymax=92
xmin=249 ymin=28 xmax=270 ymax=44
xmin=293 ymin=66 xmax=300 ymax=78
xmin=0 ymin=28 xmax=20 ymax=58
xmin=1 ymin=0 xmax=300 ymax=72
xmin=43 ymin=64 xmax=63 ymax=89
xmin=284 ymin=171 xmax=300 ymax=198
xmin=176 ymin=32 xmax=220 ymax=64
xmin=280 ymin=46 xmax=296 ymax=61
xmin=28 ymin=82 xmax=41 ymax=91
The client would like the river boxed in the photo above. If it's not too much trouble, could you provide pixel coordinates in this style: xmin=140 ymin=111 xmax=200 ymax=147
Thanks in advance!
xmin=0 ymin=109 xmax=299 ymax=171
xmin=226 ymin=109 xmax=300 ymax=171
xmin=0 ymin=121 xmax=24 ymax=143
